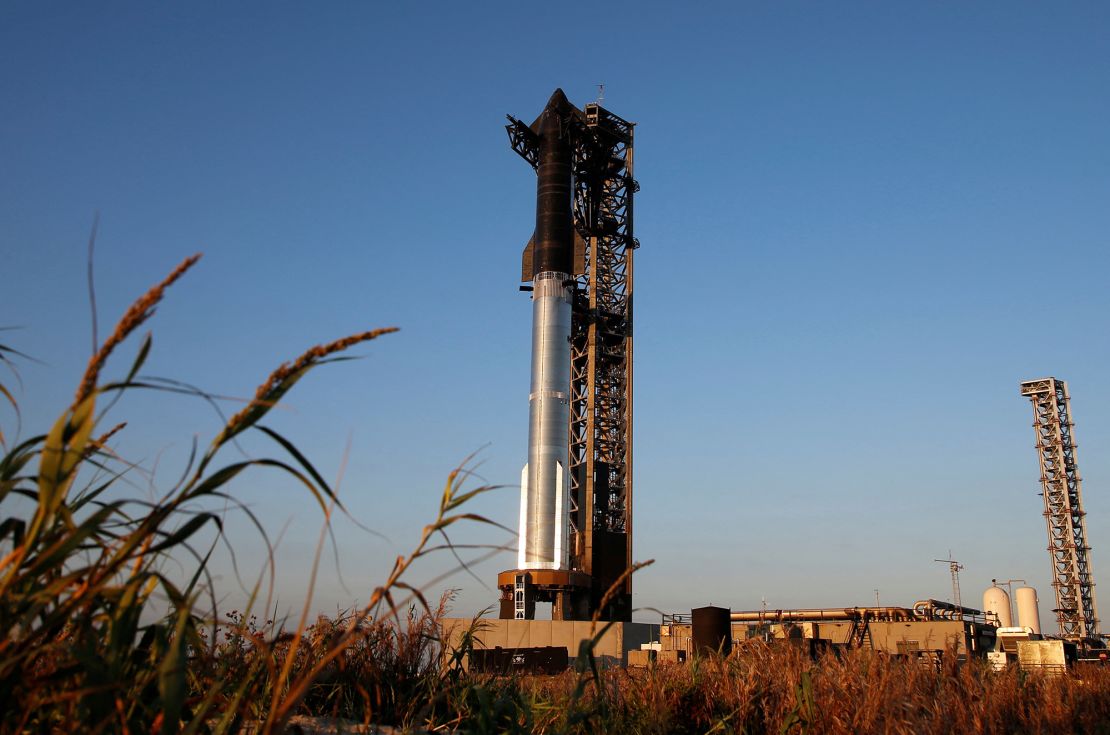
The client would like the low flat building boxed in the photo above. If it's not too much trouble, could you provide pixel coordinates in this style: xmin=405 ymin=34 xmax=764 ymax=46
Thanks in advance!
xmin=439 ymin=618 xmax=659 ymax=669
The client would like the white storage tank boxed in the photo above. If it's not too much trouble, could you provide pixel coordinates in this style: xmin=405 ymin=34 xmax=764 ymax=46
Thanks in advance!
xmin=1015 ymin=587 xmax=1041 ymax=635
xmin=983 ymin=586 xmax=1012 ymax=628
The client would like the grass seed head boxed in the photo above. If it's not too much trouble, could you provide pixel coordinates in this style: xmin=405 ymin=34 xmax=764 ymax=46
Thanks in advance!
xmin=222 ymin=327 xmax=399 ymax=438
xmin=76 ymin=253 xmax=201 ymax=403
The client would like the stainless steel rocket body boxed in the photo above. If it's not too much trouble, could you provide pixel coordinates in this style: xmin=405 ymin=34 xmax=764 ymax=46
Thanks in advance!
xmin=519 ymin=272 xmax=572 ymax=570
xmin=517 ymin=90 xmax=576 ymax=571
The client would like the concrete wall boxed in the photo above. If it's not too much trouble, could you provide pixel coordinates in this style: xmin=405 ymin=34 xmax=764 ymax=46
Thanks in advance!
xmin=440 ymin=618 xmax=658 ymax=668
xmin=868 ymin=620 xmax=971 ymax=655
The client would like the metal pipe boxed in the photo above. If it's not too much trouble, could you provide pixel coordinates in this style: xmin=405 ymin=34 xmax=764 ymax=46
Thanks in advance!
xmin=912 ymin=599 xmax=985 ymax=620
xmin=728 ymin=601 xmax=993 ymax=626
xmin=730 ymin=607 xmax=916 ymax=623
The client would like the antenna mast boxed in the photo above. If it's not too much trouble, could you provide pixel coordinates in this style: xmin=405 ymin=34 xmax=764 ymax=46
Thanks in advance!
xmin=935 ymin=553 xmax=965 ymax=618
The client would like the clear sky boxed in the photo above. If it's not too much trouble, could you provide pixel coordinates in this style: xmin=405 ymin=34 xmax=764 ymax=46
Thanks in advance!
xmin=2 ymin=2 xmax=1108 ymax=624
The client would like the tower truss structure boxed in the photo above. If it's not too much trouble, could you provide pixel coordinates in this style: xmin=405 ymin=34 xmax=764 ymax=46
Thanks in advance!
xmin=499 ymin=95 xmax=637 ymax=621
xmin=567 ymin=103 xmax=638 ymax=620
xmin=1020 ymin=378 xmax=1100 ymax=641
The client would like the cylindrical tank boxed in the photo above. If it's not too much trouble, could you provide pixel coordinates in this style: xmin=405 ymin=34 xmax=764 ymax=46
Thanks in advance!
xmin=982 ymin=586 xmax=1012 ymax=628
xmin=519 ymin=271 xmax=573 ymax=570
xmin=692 ymin=606 xmax=732 ymax=657
xmin=1015 ymin=587 xmax=1041 ymax=635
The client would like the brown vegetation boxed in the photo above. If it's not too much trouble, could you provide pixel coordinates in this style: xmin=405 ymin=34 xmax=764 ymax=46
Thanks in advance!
xmin=498 ymin=643 xmax=1110 ymax=734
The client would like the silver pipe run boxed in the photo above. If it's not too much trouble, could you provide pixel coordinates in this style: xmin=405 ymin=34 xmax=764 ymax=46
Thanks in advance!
xmin=519 ymin=270 xmax=573 ymax=570
xmin=730 ymin=607 xmax=916 ymax=622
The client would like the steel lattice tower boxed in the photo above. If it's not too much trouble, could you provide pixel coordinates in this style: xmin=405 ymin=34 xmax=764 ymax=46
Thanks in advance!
xmin=1020 ymin=378 xmax=1100 ymax=641
xmin=567 ymin=103 xmax=637 ymax=620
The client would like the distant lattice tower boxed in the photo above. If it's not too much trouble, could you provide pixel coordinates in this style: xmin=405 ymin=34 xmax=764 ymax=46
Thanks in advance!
xmin=1019 ymin=378 xmax=1100 ymax=641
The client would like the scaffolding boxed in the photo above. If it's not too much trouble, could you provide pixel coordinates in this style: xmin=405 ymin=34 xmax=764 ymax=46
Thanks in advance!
xmin=1020 ymin=378 xmax=1100 ymax=641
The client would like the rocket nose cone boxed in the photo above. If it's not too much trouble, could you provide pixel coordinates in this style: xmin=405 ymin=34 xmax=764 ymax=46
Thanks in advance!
xmin=546 ymin=88 xmax=571 ymax=111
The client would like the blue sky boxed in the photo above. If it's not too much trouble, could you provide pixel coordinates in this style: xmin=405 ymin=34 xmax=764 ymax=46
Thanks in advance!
xmin=2 ymin=2 xmax=1108 ymax=624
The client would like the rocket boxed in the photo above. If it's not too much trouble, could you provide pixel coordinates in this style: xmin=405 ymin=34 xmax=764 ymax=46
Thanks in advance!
xmin=513 ymin=89 xmax=578 ymax=571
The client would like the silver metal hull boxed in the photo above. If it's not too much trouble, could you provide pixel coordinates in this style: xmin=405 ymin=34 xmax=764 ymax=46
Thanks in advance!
xmin=519 ymin=270 xmax=572 ymax=570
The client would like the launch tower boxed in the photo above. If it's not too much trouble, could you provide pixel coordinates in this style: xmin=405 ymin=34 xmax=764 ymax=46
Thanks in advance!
xmin=1019 ymin=378 xmax=1100 ymax=642
xmin=498 ymin=90 xmax=637 ymax=622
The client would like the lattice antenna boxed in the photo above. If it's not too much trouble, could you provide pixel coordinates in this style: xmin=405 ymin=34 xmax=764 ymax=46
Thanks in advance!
xmin=935 ymin=553 xmax=964 ymax=617
xmin=1020 ymin=377 xmax=1100 ymax=641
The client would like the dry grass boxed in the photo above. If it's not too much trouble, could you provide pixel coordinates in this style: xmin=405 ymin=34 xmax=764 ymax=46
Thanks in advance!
xmin=76 ymin=253 xmax=201 ymax=403
xmin=0 ymin=253 xmax=461 ymax=734
xmin=219 ymin=327 xmax=399 ymax=446
xmin=190 ymin=596 xmax=455 ymax=730
xmin=480 ymin=643 xmax=1110 ymax=734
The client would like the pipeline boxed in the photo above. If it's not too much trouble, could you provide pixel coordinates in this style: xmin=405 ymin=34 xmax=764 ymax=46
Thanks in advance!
xmin=912 ymin=599 xmax=987 ymax=621
xmin=727 ymin=600 xmax=999 ymax=628
xmin=730 ymin=607 xmax=916 ymax=623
